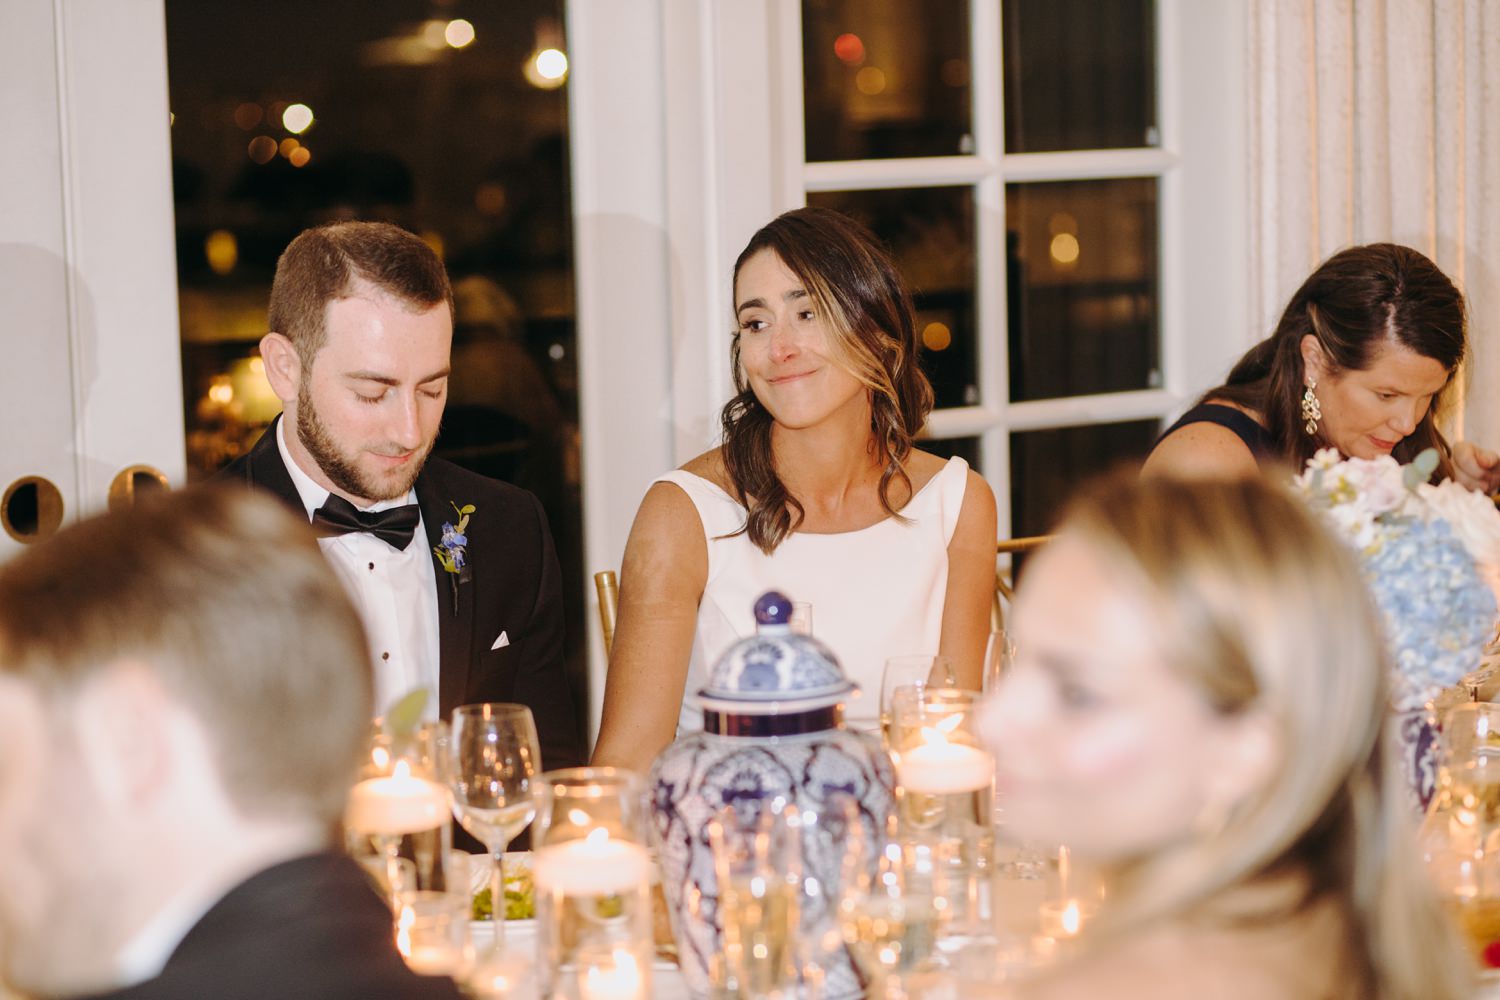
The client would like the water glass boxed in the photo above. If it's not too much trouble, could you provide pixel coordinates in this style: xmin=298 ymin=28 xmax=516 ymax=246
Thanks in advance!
xmin=394 ymin=889 xmax=472 ymax=978
xmin=708 ymin=802 xmax=804 ymax=998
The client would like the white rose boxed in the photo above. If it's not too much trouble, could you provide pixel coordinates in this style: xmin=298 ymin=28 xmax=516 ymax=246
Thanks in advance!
xmin=1340 ymin=455 xmax=1408 ymax=515
xmin=1416 ymin=479 xmax=1500 ymax=599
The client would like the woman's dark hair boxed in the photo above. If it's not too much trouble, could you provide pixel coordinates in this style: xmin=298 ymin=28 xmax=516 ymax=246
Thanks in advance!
xmin=721 ymin=207 xmax=934 ymax=554
xmin=1209 ymin=243 xmax=1466 ymax=477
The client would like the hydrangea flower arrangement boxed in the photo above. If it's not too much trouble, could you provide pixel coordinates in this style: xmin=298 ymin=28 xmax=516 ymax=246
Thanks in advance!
xmin=1294 ymin=448 xmax=1500 ymax=712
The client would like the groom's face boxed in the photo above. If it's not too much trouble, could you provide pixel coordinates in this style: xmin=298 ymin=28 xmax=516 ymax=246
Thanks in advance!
xmin=293 ymin=284 xmax=452 ymax=504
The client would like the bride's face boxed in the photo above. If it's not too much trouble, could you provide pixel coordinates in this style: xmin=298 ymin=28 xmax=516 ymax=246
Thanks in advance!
xmin=979 ymin=536 xmax=1248 ymax=863
xmin=734 ymin=249 xmax=868 ymax=431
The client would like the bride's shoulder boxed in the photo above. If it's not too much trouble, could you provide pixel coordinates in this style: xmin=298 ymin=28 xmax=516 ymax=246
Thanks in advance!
xmin=679 ymin=448 xmax=733 ymax=492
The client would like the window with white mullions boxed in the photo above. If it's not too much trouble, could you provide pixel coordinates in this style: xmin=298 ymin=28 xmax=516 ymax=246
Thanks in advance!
xmin=796 ymin=0 xmax=1167 ymax=534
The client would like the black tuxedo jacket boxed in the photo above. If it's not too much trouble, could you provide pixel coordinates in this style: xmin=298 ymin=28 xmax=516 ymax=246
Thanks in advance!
xmin=78 ymin=853 xmax=463 ymax=1000
xmin=219 ymin=419 xmax=585 ymax=775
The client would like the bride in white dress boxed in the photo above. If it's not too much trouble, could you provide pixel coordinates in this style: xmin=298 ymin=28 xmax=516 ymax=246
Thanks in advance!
xmin=591 ymin=207 xmax=997 ymax=775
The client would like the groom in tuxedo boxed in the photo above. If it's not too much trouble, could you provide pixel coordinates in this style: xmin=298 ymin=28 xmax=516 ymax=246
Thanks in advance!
xmin=222 ymin=221 xmax=584 ymax=777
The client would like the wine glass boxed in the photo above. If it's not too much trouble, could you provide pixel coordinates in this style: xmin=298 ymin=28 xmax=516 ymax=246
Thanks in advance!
xmin=835 ymin=810 xmax=937 ymax=1000
xmin=879 ymin=654 xmax=956 ymax=746
xmin=982 ymin=630 xmax=1015 ymax=694
xmin=449 ymin=703 xmax=541 ymax=953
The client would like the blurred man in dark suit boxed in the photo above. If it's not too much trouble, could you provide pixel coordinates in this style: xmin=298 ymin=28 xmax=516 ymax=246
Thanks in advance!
xmin=0 ymin=487 xmax=462 ymax=1000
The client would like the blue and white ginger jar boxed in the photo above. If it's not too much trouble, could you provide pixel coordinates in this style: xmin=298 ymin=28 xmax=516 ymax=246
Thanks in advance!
xmin=648 ymin=591 xmax=897 ymax=1000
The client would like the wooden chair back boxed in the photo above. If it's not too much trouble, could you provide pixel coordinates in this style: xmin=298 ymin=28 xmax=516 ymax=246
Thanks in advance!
xmin=594 ymin=570 xmax=620 ymax=655
xmin=992 ymin=535 xmax=1055 ymax=632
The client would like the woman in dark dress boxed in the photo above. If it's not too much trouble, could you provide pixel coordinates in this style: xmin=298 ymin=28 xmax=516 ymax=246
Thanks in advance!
xmin=1143 ymin=243 xmax=1500 ymax=489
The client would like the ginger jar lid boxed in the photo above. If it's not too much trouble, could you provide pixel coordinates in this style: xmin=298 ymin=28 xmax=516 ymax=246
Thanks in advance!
xmin=697 ymin=591 xmax=858 ymax=715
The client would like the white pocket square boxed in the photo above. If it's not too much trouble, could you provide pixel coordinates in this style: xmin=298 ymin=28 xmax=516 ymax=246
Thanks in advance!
xmin=491 ymin=631 xmax=510 ymax=650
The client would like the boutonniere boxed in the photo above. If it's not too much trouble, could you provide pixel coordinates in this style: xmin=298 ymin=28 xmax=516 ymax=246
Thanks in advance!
xmin=433 ymin=501 xmax=475 ymax=614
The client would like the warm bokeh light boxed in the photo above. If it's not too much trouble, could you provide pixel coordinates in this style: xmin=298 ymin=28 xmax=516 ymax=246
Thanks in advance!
xmin=204 ymin=230 xmax=238 ymax=275
xmin=536 ymin=48 xmax=567 ymax=78
xmin=855 ymin=66 xmax=886 ymax=96
xmin=420 ymin=230 xmax=445 ymax=259
xmin=921 ymin=322 xmax=953 ymax=352
xmin=474 ymin=182 xmax=507 ymax=215
xmin=246 ymin=135 xmax=277 ymax=164
xmin=421 ymin=19 xmax=448 ymax=50
xmin=524 ymin=47 xmax=568 ymax=89
xmin=288 ymin=146 xmax=311 ymax=168
xmin=833 ymin=33 xmax=865 ymax=64
xmin=208 ymin=379 xmax=234 ymax=405
xmin=1047 ymin=211 xmax=1078 ymax=236
xmin=282 ymin=103 xmax=314 ymax=134
xmin=1049 ymin=232 xmax=1081 ymax=266
xmin=445 ymin=19 xmax=476 ymax=48
xmin=278 ymin=137 xmax=300 ymax=158
xmin=232 ymin=102 xmax=262 ymax=130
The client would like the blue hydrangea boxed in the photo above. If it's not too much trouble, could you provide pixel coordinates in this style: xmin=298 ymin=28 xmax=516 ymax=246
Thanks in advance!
xmin=1362 ymin=516 xmax=1497 ymax=709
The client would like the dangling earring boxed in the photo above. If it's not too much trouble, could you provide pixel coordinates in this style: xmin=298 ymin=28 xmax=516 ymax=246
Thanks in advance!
xmin=1301 ymin=378 xmax=1322 ymax=436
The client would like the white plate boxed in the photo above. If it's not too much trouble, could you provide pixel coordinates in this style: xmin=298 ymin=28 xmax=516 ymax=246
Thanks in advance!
xmin=454 ymin=850 xmax=536 ymax=930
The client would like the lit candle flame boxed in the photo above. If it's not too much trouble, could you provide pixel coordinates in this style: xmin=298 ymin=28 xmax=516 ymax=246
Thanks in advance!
xmin=391 ymin=758 xmax=411 ymax=780
xmin=395 ymin=903 xmax=415 ymax=958
xmin=1061 ymin=899 xmax=1081 ymax=936
xmin=918 ymin=713 xmax=964 ymax=747
xmin=585 ymin=826 xmax=610 ymax=848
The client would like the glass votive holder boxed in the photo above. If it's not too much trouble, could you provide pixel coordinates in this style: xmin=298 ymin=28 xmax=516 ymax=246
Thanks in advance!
xmin=346 ymin=721 xmax=455 ymax=907
xmin=890 ymin=688 xmax=994 ymax=840
xmin=576 ymin=940 xmax=651 ymax=1000
xmin=395 ymin=889 xmax=471 ymax=978
xmin=532 ymin=767 xmax=653 ymax=1000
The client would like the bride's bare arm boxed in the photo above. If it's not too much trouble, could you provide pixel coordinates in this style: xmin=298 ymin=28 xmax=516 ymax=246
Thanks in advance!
xmin=589 ymin=482 xmax=708 ymax=774
xmin=938 ymin=469 xmax=998 ymax=690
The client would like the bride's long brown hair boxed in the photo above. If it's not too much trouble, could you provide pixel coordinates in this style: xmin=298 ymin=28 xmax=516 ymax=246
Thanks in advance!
xmin=722 ymin=207 xmax=934 ymax=554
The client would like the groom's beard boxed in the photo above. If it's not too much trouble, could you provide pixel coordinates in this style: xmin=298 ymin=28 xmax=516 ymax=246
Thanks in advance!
xmin=296 ymin=392 xmax=432 ymax=502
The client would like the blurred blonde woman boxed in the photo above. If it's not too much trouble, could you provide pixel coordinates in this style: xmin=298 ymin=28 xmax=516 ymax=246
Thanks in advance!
xmin=978 ymin=473 xmax=1468 ymax=1000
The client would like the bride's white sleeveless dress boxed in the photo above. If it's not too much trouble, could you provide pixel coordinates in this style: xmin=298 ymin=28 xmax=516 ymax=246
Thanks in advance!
xmin=652 ymin=456 xmax=972 ymax=733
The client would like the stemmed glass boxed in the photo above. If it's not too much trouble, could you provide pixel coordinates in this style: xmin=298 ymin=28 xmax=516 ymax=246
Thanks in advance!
xmin=449 ymin=703 xmax=541 ymax=954
xmin=879 ymin=654 xmax=956 ymax=746
xmin=982 ymin=630 xmax=1015 ymax=694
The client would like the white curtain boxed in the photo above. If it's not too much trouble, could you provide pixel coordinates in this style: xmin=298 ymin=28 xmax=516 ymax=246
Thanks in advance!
xmin=1248 ymin=0 xmax=1500 ymax=443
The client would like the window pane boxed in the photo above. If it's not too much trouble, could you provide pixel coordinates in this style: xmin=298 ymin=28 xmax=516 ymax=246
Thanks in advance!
xmin=802 ymin=0 xmax=972 ymax=161
xmin=920 ymin=436 xmax=980 ymax=473
xmin=1006 ymin=178 xmax=1159 ymax=402
xmin=1009 ymin=420 xmax=1159 ymax=536
xmin=1003 ymin=0 xmax=1157 ymax=153
xmin=807 ymin=187 xmax=977 ymax=410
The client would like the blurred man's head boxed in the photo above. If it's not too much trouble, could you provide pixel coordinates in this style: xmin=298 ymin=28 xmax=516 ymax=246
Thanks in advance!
xmin=260 ymin=221 xmax=454 ymax=505
xmin=0 ymin=487 xmax=371 ymax=995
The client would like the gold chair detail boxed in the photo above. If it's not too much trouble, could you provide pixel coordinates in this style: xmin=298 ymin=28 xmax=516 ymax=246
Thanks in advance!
xmin=594 ymin=569 xmax=620 ymax=655
xmin=993 ymin=535 xmax=1054 ymax=632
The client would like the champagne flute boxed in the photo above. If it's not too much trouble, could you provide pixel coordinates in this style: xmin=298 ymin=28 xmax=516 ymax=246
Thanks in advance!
xmin=449 ymin=703 xmax=540 ymax=953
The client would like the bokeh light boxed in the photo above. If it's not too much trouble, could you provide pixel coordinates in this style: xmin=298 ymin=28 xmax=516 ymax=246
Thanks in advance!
xmin=445 ymin=19 xmax=476 ymax=48
xmin=921 ymin=322 xmax=953 ymax=352
xmin=204 ymin=230 xmax=238 ymax=275
xmin=855 ymin=66 xmax=886 ymax=96
xmin=282 ymin=103 xmax=314 ymax=134
xmin=833 ymin=33 xmax=865 ymax=64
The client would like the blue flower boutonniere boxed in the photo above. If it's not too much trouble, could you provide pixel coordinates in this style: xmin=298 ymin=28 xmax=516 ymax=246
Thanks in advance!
xmin=433 ymin=501 xmax=475 ymax=613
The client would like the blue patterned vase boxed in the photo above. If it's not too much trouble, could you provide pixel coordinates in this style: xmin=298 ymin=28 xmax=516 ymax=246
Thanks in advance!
xmin=648 ymin=591 xmax=897 ymax=1000
xmin=1394 ymin=704 xmax=1440 ymax=811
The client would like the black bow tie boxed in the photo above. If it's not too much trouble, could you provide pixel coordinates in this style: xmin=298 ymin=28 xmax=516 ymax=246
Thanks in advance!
xmin=311 ymin=494 xmax=421 ymax=550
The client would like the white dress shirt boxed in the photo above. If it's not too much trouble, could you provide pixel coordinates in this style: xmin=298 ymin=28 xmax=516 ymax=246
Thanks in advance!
xmin=276 ymin=420 xmax=441 ymax=721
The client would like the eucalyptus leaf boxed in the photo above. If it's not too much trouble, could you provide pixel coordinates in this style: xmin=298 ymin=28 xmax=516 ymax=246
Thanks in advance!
xmin=384 ymin=688 xmax=429 ymax=739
